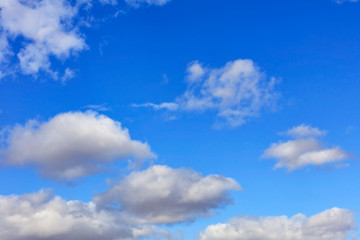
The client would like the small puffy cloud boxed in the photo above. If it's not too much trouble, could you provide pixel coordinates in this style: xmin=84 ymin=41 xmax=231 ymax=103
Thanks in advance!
xmin=94 ymin=165 xmax=241 ymax=224
xmin=134 ymin=59 xmax=278 ymax=127
xmin=0 ymin=0 xmax=86 ymax=76
xmin=0 ymin=111 xmax=155 ymax=181
xmin=283 ymin=124 xmax=327 ymax=138
xmin=263 ymin=125 xmax=350 ymax=171
xmin=186 ymin=61 xmax=205 ymax=83
xmin=0 ymin=189 xmax=168 ymax=240
xmin=199 ymin=208 xmax=356 ymax=240
xmin=125 ymin=0 xmax=172 ymax=7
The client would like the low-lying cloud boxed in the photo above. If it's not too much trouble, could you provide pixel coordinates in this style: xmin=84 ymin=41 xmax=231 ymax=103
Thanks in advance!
xmin=200 ymin=208 xmax=356 ymax=240
xmin=0 ymin=189 xmax=168 ymax=240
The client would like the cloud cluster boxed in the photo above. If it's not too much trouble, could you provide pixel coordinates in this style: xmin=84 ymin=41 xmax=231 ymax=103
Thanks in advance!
xmin=0 ymin=189 xmax=168 ymax=240
xmin=0 ymin=164 xmax=241 ymax=239
xmin=135 ymin=59 xmax=278 ymax=127
xmin=263 ymin=124 xmax=350 ymax=171
xmin=0 ymin=0 xmax=86 ymax=77
xmin=0 ymin=111 xmax=155 ymax=181
xmin=94 ymin=165 xmax=241 ymax=224
xmin=199 ymin=208 xmax=355 ymax=240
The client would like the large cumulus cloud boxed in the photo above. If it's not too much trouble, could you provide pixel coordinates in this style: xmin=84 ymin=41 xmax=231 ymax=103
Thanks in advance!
xmin=0 ymin=111 xmax=155 ymax=181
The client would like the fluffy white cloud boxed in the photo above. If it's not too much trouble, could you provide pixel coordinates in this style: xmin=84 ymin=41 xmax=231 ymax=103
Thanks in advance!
xmin=0 ymin=0 xmax=86 ymax=76
xmin=135 ymin=59 xmax=278 ymax=127
xmin=0 ymin=111 xmax=155 ymax=181
xmin=94 ymin=165 xmax=241 ymax=224
xmin=199 ymin=208 xmax=355 ymax=240
xmin=263 ymin=125 xmax=350 ymax=171
xmin=0 ymin=189 xmax=168 ymax=240
xmin=125 ymin=0 xmax=172 ymax=7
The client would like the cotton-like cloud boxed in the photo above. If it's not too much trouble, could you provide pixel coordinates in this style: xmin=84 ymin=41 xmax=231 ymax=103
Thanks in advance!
xmin=0 ymin=0 xmax=86 ymax=76
xmin=0 ymin=189 xmax=168 ymax=240
xmin=94 ymin=165 xmax=241 ymax=224
xmin=199 ymin=208 xmax=355 ymax=240
xmin=135 ymin=59 xmax=278 ymax=127
xmin=263 ymin=124 xmax=350 ymax=170
xmin=0 ymin=111 xmax=155 ymax=181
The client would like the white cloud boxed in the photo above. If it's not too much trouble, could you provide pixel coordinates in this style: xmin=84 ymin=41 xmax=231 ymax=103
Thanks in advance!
xmin=199 ymin=208 xmax=355 ymax=240
xmin=135 ymin=59 xmax=278 ymax=127
xmin=186 ymin=61 xmax=205 ymax=83
xmin=0 ymin=111 xmax=155 ymax=181
xmin=0 ymin=189 xmax=169 ymax=240
xmin=0 ymin=0 xmax=172 ymax=78
xmin=125 ymin=0 xmax=172 ymax=7
xmin=263 ymin=125 xmax=350 ymax=171
xmin=94 ymin=165 xmax=241 ymax=224
xmin=0 ymin=0 xmax=86 ymax=76
xmin=283 ymin=124 xmax=327 ymax=138
xmin=61 ymin=67 xmax=76 ymax=83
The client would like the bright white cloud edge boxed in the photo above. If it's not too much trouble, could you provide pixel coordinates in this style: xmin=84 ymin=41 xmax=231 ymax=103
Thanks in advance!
xmin=0 ymin=111 xmax=155 ymax=181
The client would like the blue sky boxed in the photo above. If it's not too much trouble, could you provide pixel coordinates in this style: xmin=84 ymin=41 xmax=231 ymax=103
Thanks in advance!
xmin=0 ymin=0 xmax=360 ymax=239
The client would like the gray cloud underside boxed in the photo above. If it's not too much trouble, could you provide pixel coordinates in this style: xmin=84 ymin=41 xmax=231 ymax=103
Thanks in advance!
xmin=94 ymin=165 xmax=241 ymax=224
xmin=0 ymin=111 xmax=155 ymax=181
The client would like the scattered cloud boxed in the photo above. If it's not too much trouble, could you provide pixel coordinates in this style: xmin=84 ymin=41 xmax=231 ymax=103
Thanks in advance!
xmin=0 ymin=111 xmax=155 ymax=181
xmin=263 ymin=124 xmax=350 ymax=171
xmin=0 ymin=189 xmax=169 ymax=240
xmin=282 ymin=124 xmax=327 ymax=138
xmin=94 ymin=165 xmax=241 ymax=224
xmin=125 ymin=0 xmax=172 ymax=8
xmin=134 ymin=59 xmax=278 ymax=127
xmin=199 ymin=208 xmax=355 ymax=240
